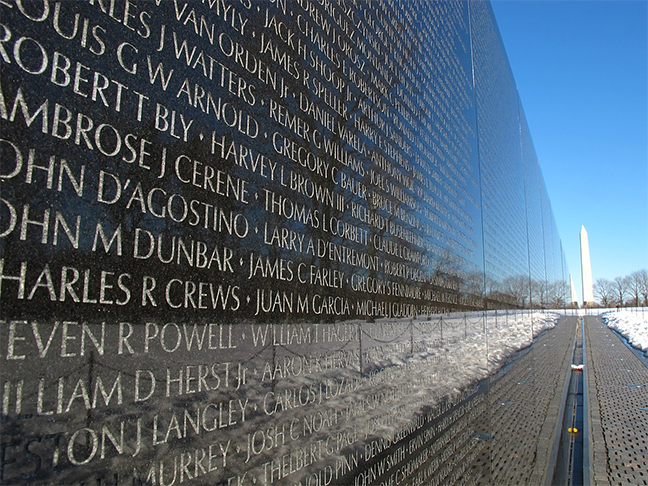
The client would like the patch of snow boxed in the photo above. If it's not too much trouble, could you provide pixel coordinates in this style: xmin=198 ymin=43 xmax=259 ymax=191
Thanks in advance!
xmin=601 ymin=309 xmax=648 ymax=354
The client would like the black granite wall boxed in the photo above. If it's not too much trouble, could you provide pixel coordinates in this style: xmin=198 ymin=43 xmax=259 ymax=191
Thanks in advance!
xmin=0 ymin=0 xmax=568 ymax=484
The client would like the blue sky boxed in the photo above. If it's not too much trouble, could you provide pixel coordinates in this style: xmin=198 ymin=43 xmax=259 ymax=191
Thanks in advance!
xmin=490 ymin=0 xmax=648 ymax=303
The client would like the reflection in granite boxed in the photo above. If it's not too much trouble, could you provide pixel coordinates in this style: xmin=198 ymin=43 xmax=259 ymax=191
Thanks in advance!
xmin=1 ymin=312 xmax=558 ymax=484
xmin=0 ymin=0 xmax=569 ymax=483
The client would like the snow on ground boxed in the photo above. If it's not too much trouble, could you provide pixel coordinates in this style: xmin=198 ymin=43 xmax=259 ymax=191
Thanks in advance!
xmin=601 ymin=309 xmax=648 ymax=354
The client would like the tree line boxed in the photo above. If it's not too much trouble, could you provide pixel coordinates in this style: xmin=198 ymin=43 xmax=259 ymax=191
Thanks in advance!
xmin=593 ymin=270 xmax=648 ymax=307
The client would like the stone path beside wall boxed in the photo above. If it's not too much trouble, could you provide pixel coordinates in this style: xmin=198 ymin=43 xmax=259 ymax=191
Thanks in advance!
xmin=584 ymin=316 xmax=648 ymax=486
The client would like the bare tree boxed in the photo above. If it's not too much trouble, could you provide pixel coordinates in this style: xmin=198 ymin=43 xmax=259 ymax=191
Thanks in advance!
xmin=529 ymin=279 xmax=546 ymax=309
xmin=502 ymin=275 xmax=530 ymax=307
xmin=596 ymin=270 xmax=648 ymax=308
xmin=594 ymin=278 xmax=614 ymax=307
xmin=613 ymin=276 xmax=630 ymax=307
xmin=637 ymin=269 xmax=648 ymax=306
xmin=548 ymin=280 xmax=569 ymax=308
xmin=627 ymin=271 xmax=643 ymax=307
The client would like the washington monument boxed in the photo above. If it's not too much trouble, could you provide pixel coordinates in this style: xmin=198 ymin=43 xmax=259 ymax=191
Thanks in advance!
xmin=580 ymin=226 xmax=594 ymax=306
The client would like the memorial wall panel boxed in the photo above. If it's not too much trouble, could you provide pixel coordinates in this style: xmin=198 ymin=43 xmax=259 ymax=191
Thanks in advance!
xmin=541 ymin=182 xmax=557 ymax=306
xmin=520 ymin=105 xmax=546 ymax=307
xmin=540 ymin=181 xmax=568 ymax=306
xmin=1 ymin=0 xmax=567 ymax=484
xmin=551 ymin=216 xmax=568 ymax=305
xmin=469 ymin=3 xmax=537 ymax=482
xmin=562 ymin=246 xmax=570 ymax=302
xmin=469 ymin=0 xmax=529 ymax=309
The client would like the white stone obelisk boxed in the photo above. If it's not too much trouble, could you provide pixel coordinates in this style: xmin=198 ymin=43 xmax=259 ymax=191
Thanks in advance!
xmin=580 ymin=226 xmax=594 ymax=306
xmin=570 ymin=275 xmax=578 ymax=306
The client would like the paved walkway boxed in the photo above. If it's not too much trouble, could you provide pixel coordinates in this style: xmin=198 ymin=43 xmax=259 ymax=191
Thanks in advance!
xmin=584 ymin=316 xmax=648 ymax=486
xmin=466 ymin=316 xmax=578 ymax=484
xmin=378 ymin=316 xmax=578 ymax=485
xmin=381 ymin=315 xmax=648 ymax=485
